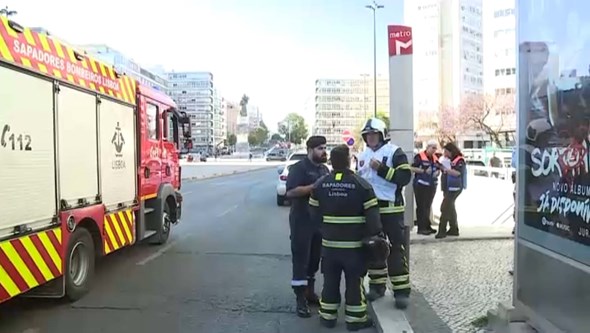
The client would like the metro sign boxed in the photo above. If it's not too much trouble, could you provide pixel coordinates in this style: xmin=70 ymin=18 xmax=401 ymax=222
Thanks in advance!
xmin=388 ymin=25 xmax=413 ymax=56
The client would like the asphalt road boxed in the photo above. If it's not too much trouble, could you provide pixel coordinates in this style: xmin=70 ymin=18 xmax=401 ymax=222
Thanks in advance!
xmin=0 ymin=169 xmax=375 ymax=333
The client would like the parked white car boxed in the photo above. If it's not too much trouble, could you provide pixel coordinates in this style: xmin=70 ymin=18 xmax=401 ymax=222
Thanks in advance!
xmin=276 ymin=152 xmax=307 ymax=206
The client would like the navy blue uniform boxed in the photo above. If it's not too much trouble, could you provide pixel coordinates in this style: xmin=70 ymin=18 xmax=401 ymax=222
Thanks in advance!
xmin=438 ymin=156 xmax=466 ymax=237
xmin=309 ymin=169 xmax=381 ymax=329
xmin=286 ymin=157 xmax=329 ymax=288
xmin=412 ymin=152 xmax=439 ymax=233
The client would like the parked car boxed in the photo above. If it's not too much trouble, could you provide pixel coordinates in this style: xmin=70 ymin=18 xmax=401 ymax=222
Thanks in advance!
xmin=276 ymin=152 xmax=308 ymax=206
xmin=465 ymin=159 xmax=488 ymax=177
xmin=266 ymin=149 xmax=289 ymax=161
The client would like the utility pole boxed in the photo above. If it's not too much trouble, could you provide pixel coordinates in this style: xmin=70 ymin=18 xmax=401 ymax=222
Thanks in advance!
xmin=0 ymin=6 xmax=17 ymax=17
xmin=365 ymin=1 xmax=383 ymax=118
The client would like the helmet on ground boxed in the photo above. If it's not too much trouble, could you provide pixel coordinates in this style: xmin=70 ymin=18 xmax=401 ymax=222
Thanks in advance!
xmin=362 ymin=234 xmax=390 ymax=265
xmin=361 ymin=118 xmax=387 ymax=143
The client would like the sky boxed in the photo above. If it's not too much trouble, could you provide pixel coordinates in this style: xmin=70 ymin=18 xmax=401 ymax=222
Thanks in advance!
xmin=4 ymin=0 xmax=404 ymax=132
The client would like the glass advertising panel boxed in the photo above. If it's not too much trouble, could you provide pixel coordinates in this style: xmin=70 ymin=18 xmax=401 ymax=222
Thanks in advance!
xmin=518 ymin=0 xmax=590 ymax=265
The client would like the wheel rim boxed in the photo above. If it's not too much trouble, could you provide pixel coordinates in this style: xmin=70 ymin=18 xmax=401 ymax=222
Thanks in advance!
xmin=162 ymin=211 xmax=171 ymax=234
xmin=69 ymin=241 xmax=89 ymax=287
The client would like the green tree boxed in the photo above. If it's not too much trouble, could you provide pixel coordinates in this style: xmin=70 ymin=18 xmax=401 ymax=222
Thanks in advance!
xmin=270 ymin=133 xmax=283 ymax=141
xmin=247 ymin=132 xmax=257 ymax=146
xmin=278 ymin=113 xmax=308 ymax=145
xmin=248 ymin=127 xmax=268 ymax=146
xmin=226 ymin=133 xmax=237 ymax=146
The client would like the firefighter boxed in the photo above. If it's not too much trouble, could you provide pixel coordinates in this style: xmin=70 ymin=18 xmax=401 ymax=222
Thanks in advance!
xmin=285 ymin=135 xmax=330 ymax=318
xmin=309 ymin=144 xmax=383 ymax=331
xmin=410 ymin=140 xmax=440 ymax=235
xmin=356 ymin=118 xmax=412 ymax=309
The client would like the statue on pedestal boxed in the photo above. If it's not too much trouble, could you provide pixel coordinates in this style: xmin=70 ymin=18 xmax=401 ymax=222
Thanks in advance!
xmin=235 ymin=94 xmax=250 ymax=156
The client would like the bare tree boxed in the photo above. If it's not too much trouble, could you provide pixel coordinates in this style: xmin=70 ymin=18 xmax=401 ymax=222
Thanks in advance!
xmin=461 ymin=93 xmax=516 ymax=147
xmin=435 ymin=105 xmax=467 ymax=146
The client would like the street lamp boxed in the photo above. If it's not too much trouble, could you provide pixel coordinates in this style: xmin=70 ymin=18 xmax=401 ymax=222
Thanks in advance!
xmin=0 ymin=6 xmax=17 ymax=17
xmin=365 ymin=1 xmax=384 ymax=118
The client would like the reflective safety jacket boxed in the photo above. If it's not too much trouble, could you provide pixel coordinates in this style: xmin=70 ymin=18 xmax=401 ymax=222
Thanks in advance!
xmin=356 ymin=143 xmax=412 ymax=211
xmin=309 ymin=169 xmax=382 ymax=249
xmin=443 ymin=155 xmax=467 ymax=191
xmin=413 ymin=150 xmax=439 ymax=187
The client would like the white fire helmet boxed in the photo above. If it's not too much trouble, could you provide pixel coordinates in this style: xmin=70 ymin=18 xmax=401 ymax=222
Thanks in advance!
xmin=361 ymin=118 xmax=387 ymax=143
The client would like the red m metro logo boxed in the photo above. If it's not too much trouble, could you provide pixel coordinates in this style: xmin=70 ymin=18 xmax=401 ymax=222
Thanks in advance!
xmin=388 ymin=25 xmax=413 ymax=56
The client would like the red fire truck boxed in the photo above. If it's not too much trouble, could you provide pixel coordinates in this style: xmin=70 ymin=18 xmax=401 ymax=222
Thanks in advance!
xmin=0 ymin=17 xmax=191 ymax=303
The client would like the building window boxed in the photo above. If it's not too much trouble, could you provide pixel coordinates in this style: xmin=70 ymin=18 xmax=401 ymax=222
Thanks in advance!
xmin=146 ymin=103 xmax=158 ymax=140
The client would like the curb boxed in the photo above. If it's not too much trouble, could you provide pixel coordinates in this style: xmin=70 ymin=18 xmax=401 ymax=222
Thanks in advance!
xmin=181 ymin=166 xmax=274 ymax=183
xmin=364 ymin=278 xmax=414 ymax=333
xmin=410 ymin=235 xmax=514 ymax=245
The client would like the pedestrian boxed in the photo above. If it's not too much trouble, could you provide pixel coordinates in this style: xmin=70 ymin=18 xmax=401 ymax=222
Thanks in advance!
xmin=356 ymin=118 xmax=412 ymax=309
xmin=489 ymin=153 xmax=502 ymax=178
xmin=309 ymin=144 xmax=384 ymax=331
xmin=285 ymin=135 xmax=330 ymax=317
xmin=435 ymin=142 xmax=467 ymax=239
xmin=410 ymin=140 xmax=440 ymax=235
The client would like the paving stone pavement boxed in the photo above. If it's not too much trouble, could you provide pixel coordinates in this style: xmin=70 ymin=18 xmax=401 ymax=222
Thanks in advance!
xmin=408 ymin=240 xmax=514 ymax=333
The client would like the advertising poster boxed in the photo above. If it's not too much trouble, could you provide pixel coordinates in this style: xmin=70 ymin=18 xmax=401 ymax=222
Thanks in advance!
xmin=518 ymin=0 xmax=590 ymax=264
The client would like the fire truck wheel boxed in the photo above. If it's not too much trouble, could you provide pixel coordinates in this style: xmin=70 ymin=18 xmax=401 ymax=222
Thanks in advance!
xmin=153 ymin=202 xmax=171 ymax=245
xmin=65 ymin=227 xmax=95 ymax=301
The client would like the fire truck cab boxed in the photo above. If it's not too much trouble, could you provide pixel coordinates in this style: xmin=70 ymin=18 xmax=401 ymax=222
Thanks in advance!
xmin=0 ymin=17 xmax=191 ymax=303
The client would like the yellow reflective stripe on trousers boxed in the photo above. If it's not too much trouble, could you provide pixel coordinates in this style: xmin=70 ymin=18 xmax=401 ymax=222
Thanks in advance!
xmin=321 ymin=239 xmax=363 ymax=248
xmin=323 ymin=216 xmax=365 ymax=224
xmin=319 ymin=311 xmax=338 ymax=320
xmin=385 ymin=167 xmax=395 ymax=181
xmin=345 ymin=304 xmax=367 ymax=312
xmin=345 ymin=315 xmax=369 ymax=323
xmin=363 ymin=198 xmax=378 ymax=209
xmin=309 ymin=197 xmax=319 ymax=206
xmin=320 ymin=301 xmax=340 ymax=310
xmin=392 ymin=283 xmax=411 ymax=290
xmin=390 ymin=274 xmax=409 ymax=282
xmin=369 ymin=277 xmax=388 ymax=284
xmin=367 ymin=268 xmax=388 ymax=275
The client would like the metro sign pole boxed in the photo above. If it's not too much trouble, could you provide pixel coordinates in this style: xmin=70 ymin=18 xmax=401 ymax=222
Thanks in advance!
xmin=387 ymin=25 xmax=414 ymax=262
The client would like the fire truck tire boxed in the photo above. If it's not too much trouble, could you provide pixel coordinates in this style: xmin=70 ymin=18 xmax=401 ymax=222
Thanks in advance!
xmin=65 ymin=227 xmax=95 ymax=301
xmin=153 ymin=202 xmax=171 ymax=245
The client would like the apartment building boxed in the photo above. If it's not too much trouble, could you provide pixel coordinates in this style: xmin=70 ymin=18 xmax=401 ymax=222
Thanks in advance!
xmin=225 ymin=100 xmax=239 ymax=136
xmin=482 ymin=0 xmax=517 ymax=138
xmin=405 ymin=0 xmax=485 ymax=148
xmin=166 ymin=72 xmax=225 ymax=152
xmin=313 ymin=75 xmax=389 ymax=147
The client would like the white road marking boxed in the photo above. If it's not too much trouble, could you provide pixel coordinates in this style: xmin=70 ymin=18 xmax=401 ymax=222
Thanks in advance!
xmin=216 ymin=204 xmax=239 ymax=217
xmin=136 ymin=205 xmax=239 ymax=266
xmin=136 ymin=236 xmax=187 ymax=266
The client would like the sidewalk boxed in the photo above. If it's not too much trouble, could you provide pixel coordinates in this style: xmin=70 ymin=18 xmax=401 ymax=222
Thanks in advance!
xmin=410 ymin=225 xmax=514 ymax=244
xmin=181 ymin=163 xmax=276 ymax=181
xmin=370 ymin=225 xmax=514 ymax=333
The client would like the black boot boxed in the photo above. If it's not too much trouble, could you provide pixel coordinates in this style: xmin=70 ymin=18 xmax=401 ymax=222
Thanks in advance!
xmin=366 ymin=284 xmax=386 ymax=301
xmin=394 ymin=295 xmax=409 ymax=309
xmin=293 ymin=286 xmax=311 ymax=318
xmin=346 ymin=317 xmax=374 ymax=331
xmin=320 ymin=318 xmax=337 ymax=328
xmin=306 ymin=279 xmax=320 ymax=305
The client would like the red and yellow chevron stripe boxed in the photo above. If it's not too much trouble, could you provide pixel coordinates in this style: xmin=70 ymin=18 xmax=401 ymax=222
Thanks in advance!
xmin=0 ymin=16 xmax=136 ymax=105
xmin=0 ymin=228 xmax=62 ymax=303
xmin=103 ymin=209 xmax=135 ymax=255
